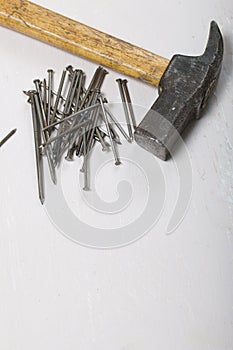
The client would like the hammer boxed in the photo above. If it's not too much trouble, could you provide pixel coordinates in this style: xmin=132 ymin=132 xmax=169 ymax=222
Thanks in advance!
xmin=0 ymin=0 xmax=224 ymax=160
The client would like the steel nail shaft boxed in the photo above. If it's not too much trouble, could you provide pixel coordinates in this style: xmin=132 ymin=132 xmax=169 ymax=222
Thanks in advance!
xmin=116 ymin=78 xmax=133 ymax=142
xmin=99 ymin=95 xmax=121 ymax=165
xmin=121 ymin=79 xmax=137 ymax=129
xmin=0 ymin=128 xmax=17 ymax=148
xmin=29 ymin=91 xmax=45 ymax=204
xmin=34 ymin=92 xmax=57 ymax=184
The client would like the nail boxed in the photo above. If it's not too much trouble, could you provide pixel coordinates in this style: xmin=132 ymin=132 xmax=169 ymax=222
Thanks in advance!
xmin=64 ymin=100 xmax=97 ymax=159
xmin=34 ymin=79 xmax=49 ymax=141
xmin=106 ymin=121 xmax=121 ymax=145
xmin=66 ymin=116 xmax=87 ymax=154
xmin=65 ymin=147 xmax=75 ymax=161
xmin=33 ymin=79 xmax=42 ymax=96
xmin=43 ymin=78 xmax=47 ymax=117
xmin=44 ymin=119 xmax=89 ymax=146
xmin=47 ymin=69 xmax=54 ymax=124
xmin=85 ymin=86 xmax=101 ymax=108
xmin=104 ymin=106 xmax=131 ymax=142
xmin=67 ymin=69 xmax=81 ymax=112
xmin=122 ymin=79 xmax=137 ymax=129
xmin=86 ymin=105 xmax=101 ymax=153
xmin=43 ymin=103 xmax=98 ymax=132
xmin=34 ymin=92 xmax=57 ymax=184
xmin=73 ymin=70 xmax=85 ymax=113
xmin=53 ymin=70 xmax=79 ymax=160
xmin=95 ymin=128 xmax=110 ymax=151
xmin=28 ymin=91 xmax=45 ymax=204
xmin=70 ymin=91 xmax=100 ymax=156
xmin=116 ymin=78 xmax=133 ymax=142
xmin=63 ymin=69 xmax=78 ymax=115
xmin=79 ymin=88 xmax=101 ymax=154
xmin=66 ymin=65 xmax=74 ymax=75
xmin=82 ymin=129 xmax=90 ymax=191
xmin=39 ymin=83 xmax=66 ymax=102
xmin=54 ymin=108 xmax=90 ymax=164
xmin=75 ymin=135 xmax=84 ymax=157
xmin=50 ymin=69 xmax=67 ymax=125
xmin=96 ymin=68 xmax=108 ymax=89
xmin=99 ymin=95 xmax=121 ymax=165
xmin=78 ymin=66 xmax=103 ymax=110
xmin=0 ymin=128 xmax=17 ymax=148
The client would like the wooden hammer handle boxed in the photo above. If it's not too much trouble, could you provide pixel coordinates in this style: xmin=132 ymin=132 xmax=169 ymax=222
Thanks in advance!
xmin=0 ymin=0 xmax=169 ymax=86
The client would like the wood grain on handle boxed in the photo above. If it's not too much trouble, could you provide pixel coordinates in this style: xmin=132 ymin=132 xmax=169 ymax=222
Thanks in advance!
xmin=0 ymin=0 xmax=169 ymax=86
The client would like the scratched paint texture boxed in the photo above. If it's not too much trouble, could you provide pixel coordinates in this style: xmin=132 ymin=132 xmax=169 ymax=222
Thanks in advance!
xmin=0 ymin=0 xmax=232 ymax=349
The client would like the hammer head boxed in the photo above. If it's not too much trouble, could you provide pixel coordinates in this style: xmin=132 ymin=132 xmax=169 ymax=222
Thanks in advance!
xmin=134 ymin=21 xmax=224 ymax=160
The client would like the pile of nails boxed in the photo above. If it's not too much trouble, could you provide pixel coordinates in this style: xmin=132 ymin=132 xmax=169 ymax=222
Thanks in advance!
xmin=24 ymin=65 xmax=136 ymax=204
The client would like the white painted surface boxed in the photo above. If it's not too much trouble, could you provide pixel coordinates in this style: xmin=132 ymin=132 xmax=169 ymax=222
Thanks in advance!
xmin=0 ymin=0 xmax=232 ymax=348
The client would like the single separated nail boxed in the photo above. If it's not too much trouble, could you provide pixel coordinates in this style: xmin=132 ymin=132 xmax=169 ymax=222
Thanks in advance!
xmin=0 ymin=128 xmax=17 ymax=148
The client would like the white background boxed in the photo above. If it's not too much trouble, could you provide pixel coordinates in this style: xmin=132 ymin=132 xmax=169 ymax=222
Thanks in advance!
xmin=0 ymin=0 xmax=233 ymax=349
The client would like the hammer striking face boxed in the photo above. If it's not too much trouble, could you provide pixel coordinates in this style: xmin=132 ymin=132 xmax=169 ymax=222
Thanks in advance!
xmin=134 ymin=21 xmax=224 ymax=160
xmin=0 ymin=2 xmax=224 ymax=160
